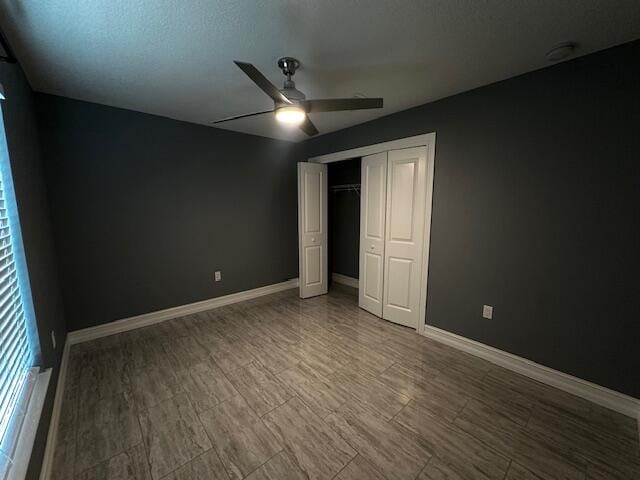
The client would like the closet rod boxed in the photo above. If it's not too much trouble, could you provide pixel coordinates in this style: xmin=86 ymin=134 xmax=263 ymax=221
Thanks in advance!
xmin=329 ymin=183 xmax=361 ymax=191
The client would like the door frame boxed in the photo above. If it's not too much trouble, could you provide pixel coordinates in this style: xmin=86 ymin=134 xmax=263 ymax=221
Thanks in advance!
xmin=308 ymin=133 xmax=436 ymax=334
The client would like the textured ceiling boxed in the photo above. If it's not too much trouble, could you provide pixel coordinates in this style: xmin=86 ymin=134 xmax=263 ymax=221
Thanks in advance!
xmin=1 ymin=1 xmax=639 ymax=142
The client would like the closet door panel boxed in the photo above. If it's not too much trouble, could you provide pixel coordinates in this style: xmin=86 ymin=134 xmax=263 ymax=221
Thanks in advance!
xmin=298 ymin=162 xmax=328 ymax=298
xmin=359 ymin=152 xmax=387 ymax=316
xmin=386 ymin=257 xmax=412 ymax=309
xmin=382 ymin=147 xmax=427 ymax=327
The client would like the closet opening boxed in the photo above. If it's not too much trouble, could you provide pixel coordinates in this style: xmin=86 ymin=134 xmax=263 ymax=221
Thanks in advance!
xmin=298 ymin=133 xmax=436 ymax=333
xmin=328 ymin=158 xmax=361 ymax=290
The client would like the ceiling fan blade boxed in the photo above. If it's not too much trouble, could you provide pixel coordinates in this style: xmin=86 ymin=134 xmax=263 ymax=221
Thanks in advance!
xmin=299 ymin=116 xmax=319 ymax=136
xmin=300 ymin=97 xmax=383 ymax=113
xmin=234 ymin=61 xmax=292 ymax=105
xmin=211 ymin=109 xmax=273 ymax=124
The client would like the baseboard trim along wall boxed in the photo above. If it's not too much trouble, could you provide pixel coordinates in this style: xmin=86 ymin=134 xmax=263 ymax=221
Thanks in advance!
xmin=67 ymin=278 xmax=299 ymax=345
xmin=331 ymin=273 xmax=359 ymax=289
xmin=422 ymin=325 xmax=640 ymax=420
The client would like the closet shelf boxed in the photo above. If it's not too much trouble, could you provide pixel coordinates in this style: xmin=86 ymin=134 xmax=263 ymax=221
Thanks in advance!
xmin=329 ymin=183 xmax=361 ymax=194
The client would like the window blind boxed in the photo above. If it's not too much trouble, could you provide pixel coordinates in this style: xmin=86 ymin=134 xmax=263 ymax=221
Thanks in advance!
xmin=0 ymin=174 xmax=31 ymax=445
xmin=0 ymin=95 xmax=38 ymax=461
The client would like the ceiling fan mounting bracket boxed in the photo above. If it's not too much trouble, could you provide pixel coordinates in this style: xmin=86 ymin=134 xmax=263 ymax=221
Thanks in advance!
xmin=277 ymin=57 xmax=300 ymax=78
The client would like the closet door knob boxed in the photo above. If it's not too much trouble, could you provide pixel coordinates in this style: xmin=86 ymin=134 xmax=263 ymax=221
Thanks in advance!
xmin=370 ymin=245 xmax=374 ymax=249
xmin=311 ymin=237 xmax=316 ymax=242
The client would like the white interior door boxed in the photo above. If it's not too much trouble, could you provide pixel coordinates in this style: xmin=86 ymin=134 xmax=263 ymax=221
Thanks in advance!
xmin=382 ymin=147 xmax=427 ymax=328
xmin=298 ymin=162 xmax=328 ymax=298
xmin=359 ymin=152 xmax=387 ymax=316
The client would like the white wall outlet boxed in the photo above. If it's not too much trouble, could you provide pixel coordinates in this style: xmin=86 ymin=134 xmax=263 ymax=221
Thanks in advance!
xmin=482 ymin=305 xmax=493 ymax=320
xmin=215 ymin=271 xmax=222 ymax=282
xmin=51 ymin=330 xmax=56 ymax=349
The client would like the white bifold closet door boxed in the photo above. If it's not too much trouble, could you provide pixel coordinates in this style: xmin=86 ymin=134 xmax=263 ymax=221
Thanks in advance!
xmin=358 ymin=152 xmax=387 ymax=316
xmin=359 ymin=147 xmax=427 ymax=329
xmin=297 ymin=162 xmax=328 ymax=298
xmin=382 ymin=147 xmax=427 ymax=328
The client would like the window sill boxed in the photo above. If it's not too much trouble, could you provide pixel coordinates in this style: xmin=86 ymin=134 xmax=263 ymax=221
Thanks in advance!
xmin=2 ymin=369 xmax=51 ymax=480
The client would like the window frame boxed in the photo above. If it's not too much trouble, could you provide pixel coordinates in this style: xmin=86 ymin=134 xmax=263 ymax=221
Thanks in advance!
xmin=0 ymin=83 xmax=50 ymax=480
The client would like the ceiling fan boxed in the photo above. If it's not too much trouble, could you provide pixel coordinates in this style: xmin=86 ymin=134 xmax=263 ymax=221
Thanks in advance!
xmin=212 ymin=57 xmax=383 ymax=136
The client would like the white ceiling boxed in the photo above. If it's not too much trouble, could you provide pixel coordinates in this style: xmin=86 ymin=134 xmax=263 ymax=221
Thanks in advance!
xmin=1 ymin=1 xmax=639 ymax=142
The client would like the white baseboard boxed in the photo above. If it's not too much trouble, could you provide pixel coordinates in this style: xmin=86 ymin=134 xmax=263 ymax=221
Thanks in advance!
xmin=422 ymin=325 xmax=640 ymax=420
xmin=67 ymin=279 xmax=299 ymax=345
xmin=39 ymin=337 xmax=70 ymax=480
xmin=332 ymin=273 xmax=359 ymax=289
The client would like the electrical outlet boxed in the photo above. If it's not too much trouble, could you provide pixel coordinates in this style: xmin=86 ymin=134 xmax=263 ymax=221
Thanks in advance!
xmin=215 ymin=271 xmax=222 ymax=282
xmin=51 ymin=330 xmax=56 ymax=349
xmin=482 ymin=305 xmax=493 ymax=320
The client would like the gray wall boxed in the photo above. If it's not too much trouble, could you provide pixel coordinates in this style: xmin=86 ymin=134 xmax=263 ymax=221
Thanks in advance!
xmin=37 ymin=95 xmax=299 ymax=331
xmin=0 ymin=62 xmax=67 ymax=478
xmin=303 ymin=41 xmax=640 ymax=398
xmin=328 ymin=158 xmax=360 ymax=279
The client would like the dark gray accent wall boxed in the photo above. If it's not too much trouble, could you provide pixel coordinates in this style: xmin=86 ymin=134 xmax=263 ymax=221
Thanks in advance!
xmin=37 ymin=95 xmax=299 ymax=331
xmin=0 ymin=62 xmax=66 ymax=478
xmin=328 ymin=158 xmax=360 ymax=279
xmin=303 ymin=41 xmax=640 ymax=398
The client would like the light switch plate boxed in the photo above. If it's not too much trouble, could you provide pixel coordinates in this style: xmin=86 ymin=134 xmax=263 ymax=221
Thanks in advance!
xmin=482 ymin=305 xmax=493 ymax=319
xmin=215 ymin=271 xmax=222 ymax=282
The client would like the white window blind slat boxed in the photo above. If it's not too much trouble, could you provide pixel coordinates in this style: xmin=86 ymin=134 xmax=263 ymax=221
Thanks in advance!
xmin=0 ymin=363 xmax=28 ymax=441
xmin=0 ymin=306 xmax=21 ymax=345
xmin=0 ymin=335 xmax=28 ymax=414
xmin=0 ymin=251 xmax=12 ymax=265
xmin=0 ymin=320 xmax=25 ymax=368
xmin=0 ymin=277 xmax=17 ymax=301
xmin=0 ymin=330 xmax=28 ymax=383
xmin=0 ymin=321 xmax=22 ymax=358
xmin=0 ymin=264 xmax=16 ymax=286
xmin=0 ymin=337 xmax=28 ymax=411
xmin=0 ymin=287 xmax=18 ymax=309
xmin=0 ymin=309 xmax=21 ymax=342
xmin=0 ymin=296 xmax=20 ymax=324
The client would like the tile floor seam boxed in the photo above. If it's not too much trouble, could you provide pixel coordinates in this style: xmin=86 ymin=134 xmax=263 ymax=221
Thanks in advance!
xmin=237 ymin=446 xmax=284 ymax=480
xmin=70 ymin=393 xmax=80 ymax=479
xmin=258 ymin=392 xmax=295 ymax=419
xmin=388 ymin=400 xmax=411 ymax=424
xmin=222 ymin=378 xmax=260 ymax=421
xmin=413 ymin=455 xmax=433 ymax=480
xmin=132 ymin=394 xmax=155 ymax=480
xmin=327 ymin=452 xmax=357 ymax=480
xmin=72 ymin=440 xmax=146 ymax=479
xmin=449 ymin=395 xmax=470 ymax=423
xmin=501 ymin=459 xmax=513 ymax=480
xmin=155 ymin=445 xmax=217 ymax=480
xmin=140 ymin=393 xmax=212 ymax=480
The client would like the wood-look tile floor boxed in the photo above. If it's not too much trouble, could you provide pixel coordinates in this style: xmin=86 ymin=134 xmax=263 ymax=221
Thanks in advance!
xmin=52 ymin=286 xmax=640 ymax=480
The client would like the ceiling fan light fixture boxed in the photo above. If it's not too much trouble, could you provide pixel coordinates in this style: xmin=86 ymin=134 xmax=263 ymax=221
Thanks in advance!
xmin=275 ymin=105 xmax=306 ymax=125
